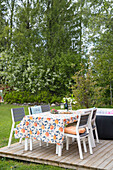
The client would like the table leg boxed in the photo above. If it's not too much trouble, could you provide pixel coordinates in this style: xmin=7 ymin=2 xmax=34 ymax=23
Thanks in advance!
xmin=58 ymin=145 xmax=62 ymax=156
xmin=25 ymin=138 xmax=28 ymax=151
xmin=56 ymin=144 xmax=58 ymax=154
xmin=30 ymin=137 xmax=32 ymax=151
xmin=56 ymin=144 xmax=62 ymax=156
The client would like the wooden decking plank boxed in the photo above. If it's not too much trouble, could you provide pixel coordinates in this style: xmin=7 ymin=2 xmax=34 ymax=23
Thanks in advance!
xmin=0 ymin=142 xmax=24 ymax=152
xmin=0 ymin=144 xmax=24 ymax=155
xmin=77 ymin=140 xmax=111 ymax=166
xmin=22 ymin=146 xmax=52 ymax=157
xmin=0 ymin=140 xmax=21 ymax=150
xmin=64 ymin=141 xmax=109 ymax=168
xmin=23 ymin=144 xmax=55 ymax=159
xmin=56 ymin=143 xmax=79 ymax=162
xmin=37 ymin=147 xmax=57 ymax=159
xmin=91 ymin=144 xmax=113 ymax=167
xmin=67 ymin=147 xmax=97 ymax=165
xmin=104 ymin=159 xmax=113 ymax=170
xmin=96 ymin=149 xmax=113 ymax=169
xmin=47 ymin=142 xmax=78 ymax=162
xmin=13 ymin=142 xmax=40 ymax=155
xmin=83 ymin=141 xmax=113 ymax=167
xmin=0 ymin=139 xmax=113 ymax=170
xmin=8 ymin=145 xmax=24 ymax=155
xmin=0 ymin=152 xmax=78 ymax=170
xmin=34 ymin=143 xmax=75 ymax=162
xmin=32 ymin=144 xmax=55 ymax=158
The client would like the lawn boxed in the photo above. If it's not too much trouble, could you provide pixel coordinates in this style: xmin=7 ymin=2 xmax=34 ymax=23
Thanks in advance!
xmin=0 ymin=103 xmax=67 ymax=170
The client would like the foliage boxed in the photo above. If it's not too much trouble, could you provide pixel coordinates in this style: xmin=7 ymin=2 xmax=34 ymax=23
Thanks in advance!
xmin=0 ymin=0 xmax=82 ymax=97
xmin=0 ymin=0 xmax=9 ymax=52
xmin=72 ymin=64 xmax=92 ymax=108
xmin=72 ymin=62 xmax=107 ymax=108
xmin=62 ymin=95 xmax=77 ymax=105
xmin=3 ymin=90 xmax=62 ymax=104
xmin=88 ymin=0 xmax=113 ymax=106
xmin=1 ymin=0 xmax=113 ymax=107
xmin=4 ymin=91 xmax=35 ymax=104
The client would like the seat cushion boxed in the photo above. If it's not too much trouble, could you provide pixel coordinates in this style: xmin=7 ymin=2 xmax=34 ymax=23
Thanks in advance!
xmin=64 ymin=126 xmax=86 ymax=135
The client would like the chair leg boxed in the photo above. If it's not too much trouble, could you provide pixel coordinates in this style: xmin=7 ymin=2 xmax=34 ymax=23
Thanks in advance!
xmin=77 ymin=138 xmax=83 ymax=159
xmin=8 ymin=123 xmax=15 ymax=147
xmin=83 ymin=139 xmax=87 ymax=153
xmin=66 ymin=137 xmax=70 ymax=150
xmin=88 ymin=135 xmax=93 ymax=155
xmin=89 ymin=128 xmax=96 ymax=148
xmin=68 ymin=137 xmax=72 ymax=144
xmin=95 ymin=127 xmax=99 ymax=143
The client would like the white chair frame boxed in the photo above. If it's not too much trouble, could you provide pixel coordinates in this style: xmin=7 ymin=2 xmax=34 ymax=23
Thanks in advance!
xmin=90 ymin=108 xmax=99 ymax=147
xmin=8 ymin=108 xmax=25 ymax=147
xmin=64 ymin=110 xmax=93 ymax=159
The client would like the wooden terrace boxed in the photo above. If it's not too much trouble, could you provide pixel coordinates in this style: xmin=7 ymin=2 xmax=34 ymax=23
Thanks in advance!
xmin=0 ymin=139 xmax=113 ymax=170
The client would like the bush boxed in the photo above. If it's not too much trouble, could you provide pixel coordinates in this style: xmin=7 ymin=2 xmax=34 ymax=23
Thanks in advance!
xmin=37 ymin=91 xmax=62 ymax=104
xmin=4 ymin=90 xmax=62 ymax=104
xmin=4 ymin=91 xmax=37 ymax=104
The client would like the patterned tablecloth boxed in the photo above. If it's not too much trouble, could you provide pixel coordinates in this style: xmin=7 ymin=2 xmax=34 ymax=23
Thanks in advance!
xmin=15 ymin=112 xmax=78 ymax=145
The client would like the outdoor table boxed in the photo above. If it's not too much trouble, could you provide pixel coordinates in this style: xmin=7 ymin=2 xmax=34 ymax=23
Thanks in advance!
xmin=14 ymin=111 xmax=78 ymax=156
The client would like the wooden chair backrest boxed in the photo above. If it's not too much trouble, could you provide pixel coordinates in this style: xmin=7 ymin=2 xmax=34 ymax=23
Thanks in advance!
xmin=78 ymin=110 xmax=92 ymax=129
xmin=11 ymin=108 xmax=25 ymax=122
xmin=41 ymin=104 xmax=50 ymax=112
xmin=91 ymin=108 xmax=97 ymax=125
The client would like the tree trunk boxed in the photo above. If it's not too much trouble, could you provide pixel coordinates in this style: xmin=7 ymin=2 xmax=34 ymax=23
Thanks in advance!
xmin=110 ymin=81 xmax=112 ymax=105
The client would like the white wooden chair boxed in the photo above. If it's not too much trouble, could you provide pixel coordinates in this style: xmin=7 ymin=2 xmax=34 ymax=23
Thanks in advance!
xmin=90 ymin=108 xmax=99 ymax=146
xmin=8 ymin=108 xmax=25 ymax=147
xmin=28 ymin=104 xmax=50 ymax=115
xmin=64 ymin=110 xmax=93 ymax=159
xmin=28 ymin=106 xmax=42 ymax=115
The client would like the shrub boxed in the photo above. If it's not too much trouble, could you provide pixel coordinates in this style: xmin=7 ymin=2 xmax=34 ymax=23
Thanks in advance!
xmin=4 ymin=90 xmax=62 ymax=104
xmin=4 ymin=91 xmax=36 ymax=104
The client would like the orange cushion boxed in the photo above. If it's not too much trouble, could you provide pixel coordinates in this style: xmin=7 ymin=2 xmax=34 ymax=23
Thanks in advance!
xmin=64 ymin=126 xmax=86 ymax=135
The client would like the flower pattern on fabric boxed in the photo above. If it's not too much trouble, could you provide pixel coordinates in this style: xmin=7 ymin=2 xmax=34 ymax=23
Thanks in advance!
xmin=15 ymin=112 xmax=77 ymax=144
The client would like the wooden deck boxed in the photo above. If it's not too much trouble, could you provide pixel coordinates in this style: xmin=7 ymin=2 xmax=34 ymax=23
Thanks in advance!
xmin=0 ymin=140 xmax=113 ymax=170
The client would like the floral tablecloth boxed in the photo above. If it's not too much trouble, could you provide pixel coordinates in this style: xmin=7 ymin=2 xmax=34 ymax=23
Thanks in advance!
xmin=14 ymin=112 xmax=78 ymax=145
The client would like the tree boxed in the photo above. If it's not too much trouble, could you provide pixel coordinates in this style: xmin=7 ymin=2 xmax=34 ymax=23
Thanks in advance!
xmin=88 ymin=0 xmax=113 ymax=105
xmin=0 ymin=0 xmax=9 ymax=52
xmin=72 ymin=60 xmax=107 ymax=108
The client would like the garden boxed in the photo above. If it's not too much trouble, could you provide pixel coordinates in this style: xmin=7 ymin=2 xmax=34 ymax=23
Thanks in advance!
xmin=0 ymin=0 xmax=113 ymax=169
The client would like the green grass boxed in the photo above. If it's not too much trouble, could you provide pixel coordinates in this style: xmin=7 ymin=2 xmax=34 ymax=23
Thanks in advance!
xmin=0 ymin=157 xmax=64 ymax=170
xmin=0 ymin=103 xmax=68 ymax=170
